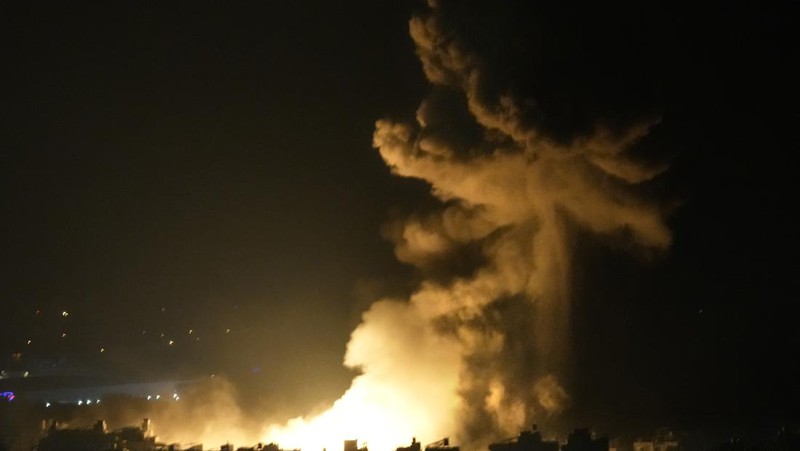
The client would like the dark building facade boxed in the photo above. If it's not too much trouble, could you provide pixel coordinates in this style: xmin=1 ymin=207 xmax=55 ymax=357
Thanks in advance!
xmin=562 ymin=429 xmax=608 ymax=451
xmin=489 ymin=426 xmax=559 ymax=451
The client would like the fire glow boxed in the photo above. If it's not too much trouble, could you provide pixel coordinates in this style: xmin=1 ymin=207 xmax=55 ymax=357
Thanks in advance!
xmin=260 ymin=302 xmax=460 ymax=451
xmin=258 ymin=4 xmax=670 ymax=450
xmin=147 ymin=3 xmax=670 ymax=449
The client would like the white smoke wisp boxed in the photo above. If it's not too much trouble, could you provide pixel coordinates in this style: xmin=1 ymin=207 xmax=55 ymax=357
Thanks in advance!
xmin=261 ymin=2 xmax=671 ymax=450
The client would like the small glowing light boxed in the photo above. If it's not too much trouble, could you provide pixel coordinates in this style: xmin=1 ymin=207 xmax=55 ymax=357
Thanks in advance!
xmin=161 ymin=307 xmax=165 ymax=312
xmin=23 ymin=371 xmax=29 ymax=378
xmin=100 ymin=348 xmax=105 ymax=353
xmin=226 ymin=328 xmax=231 ymax=334
xmin=62 ymin=311 xmax=69 ymax=317
xmin=168 ymin=340 xmax=174 ymax=346
xmin=61 ymin=333 xmax=67 ymax=338
xmin=188 ymin=329 xmax=193 ymax=334
xmin=160 ymin=333 xmax=165 ymax=338
xmin=86 ymin=399 xmax=92 ymax=405
xmin=45 ymin=402 xmax=51 ymax=407
xmin=142 ymin=330 xmax=147 ymax=335
xmin=96 ymin=399 xmax=101 ymax=404
xmin=147 ymin=395 xmax=152 ymax=400
xmin=77 ymin=400 xmax=83 ymax=405
xmin=155 ymin=395 xmax=160 ymax=400
xmin=175 ymin=396 xmax=180 ymax=401
xmin=195 ymin=337 xmax=200 ymax=342
xmin=26 ymin=340 xmax=32 ymax=345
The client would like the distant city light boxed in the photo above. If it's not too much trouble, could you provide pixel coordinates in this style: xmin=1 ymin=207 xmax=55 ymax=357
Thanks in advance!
xmin=23 ymin=371 xmax=29 ymax=378
xmin=86 ymin=399 xmax=92 ymax=404
xmin=45 ymin=402 xmax=51 ymax=407
xmin=96 ymin=399 xmax=101 ymax=404
xmin=100 ymin=348 xmax=105 ymax=353
xmin=26 ymin=339 xmax=31 ymax=345
xmin=155 ymin=395 xmax=160 ymax=399
xmin=1 ymin=391 xmax=14 ymax=402
xmin=147 ymin=395 xmax=152 ymax=400
xmin=77 ymin=400 xmax=83 ymax=405
xmin=168 ymin=340 xmax=174 ymax=346
xmin=62 ymin=311 xmax=69 ymax=317
xmin=226 ymin=328 xmax=231 ymax=334
xmin=188 ymin=329 xmax=193 ymax=334
xmin=61 ymin=333 xmax=67 ymax=338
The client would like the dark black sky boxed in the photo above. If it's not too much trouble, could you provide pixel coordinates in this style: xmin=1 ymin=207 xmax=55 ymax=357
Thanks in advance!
xmin=2 ymin=1 xmax=430 ymax=410
xmin=2 ymin=0 xmax=797 ymax=434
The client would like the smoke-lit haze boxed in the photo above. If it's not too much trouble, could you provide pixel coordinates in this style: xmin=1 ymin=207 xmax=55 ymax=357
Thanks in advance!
xmin=4 ymin=0 xmax=798 ymax=450
xmin=256 ymin=2 xmax=671 ymax=450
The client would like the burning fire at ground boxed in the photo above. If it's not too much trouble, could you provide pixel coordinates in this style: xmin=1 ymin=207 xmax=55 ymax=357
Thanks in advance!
xmin=254 ymin=2 xmax=671 ymax=450
xmin=41 ymin=2 xmax=669 ymax=450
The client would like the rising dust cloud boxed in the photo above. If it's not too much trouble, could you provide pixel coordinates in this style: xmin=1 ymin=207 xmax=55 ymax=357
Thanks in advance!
xmin=160 ymin=2 xmax=671 ymax=450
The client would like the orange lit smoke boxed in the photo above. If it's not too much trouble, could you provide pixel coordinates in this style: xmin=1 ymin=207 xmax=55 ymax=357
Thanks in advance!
xmin=260 ymin=2 xmax=671 ymax=450
xmin=261 ymin=301 xmax=460 ymax=451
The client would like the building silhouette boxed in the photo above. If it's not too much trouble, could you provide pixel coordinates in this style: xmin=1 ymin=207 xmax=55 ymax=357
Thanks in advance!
xmin=633 ymin=428 xmax=680 ymax=451
xmin=396 ymin=437 xmax=421 ymax=451
xmin=562 ymin=428 xmax=608 ymax=451
xmin=38 ymin=418 xmax=157 ymax=451
xmin=344 ymin=439 xmax=368 ymax=451
xmin=425 ymin=438 xmax=460 ymax=451
xmin=488 ymin=425 xmax=559 ymax=451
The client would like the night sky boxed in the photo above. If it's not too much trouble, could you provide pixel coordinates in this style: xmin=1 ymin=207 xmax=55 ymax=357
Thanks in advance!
xmin=2 ymin=0 xmax=797 ymax=442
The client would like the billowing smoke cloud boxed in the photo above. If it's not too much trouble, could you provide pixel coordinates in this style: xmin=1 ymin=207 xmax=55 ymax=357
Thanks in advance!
xmin=264 ymin=1 xmax=671 ymax=450
xmin=68 ymin=2 xmax=674 ymax=450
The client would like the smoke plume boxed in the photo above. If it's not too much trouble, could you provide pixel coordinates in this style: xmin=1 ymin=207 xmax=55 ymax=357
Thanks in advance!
xmin=264 ymin=1 xmax=671 ymax=449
